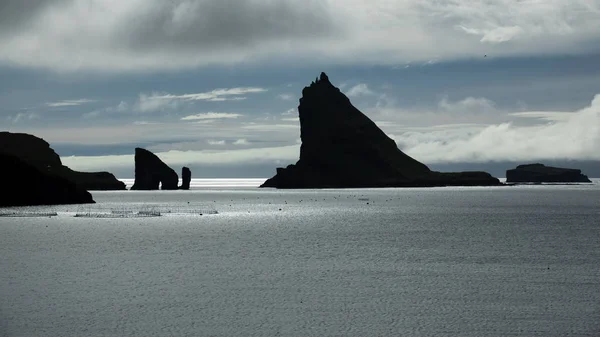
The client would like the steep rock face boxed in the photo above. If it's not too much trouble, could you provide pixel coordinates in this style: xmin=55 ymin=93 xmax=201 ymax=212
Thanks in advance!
xmin=179 ymin=167 xmax=191 ymax=190
xmin=506 ymin=164 xmax=592 ymax=183
xmin=0 ymin=132 xmax=126 ymax=190
xmin=1 ymin=153 xmax=94 ymax=207
xmin=130 ymin=148 xmax=179 ymax=190
xmin=261 ymin=73 xmax=500 ymax=188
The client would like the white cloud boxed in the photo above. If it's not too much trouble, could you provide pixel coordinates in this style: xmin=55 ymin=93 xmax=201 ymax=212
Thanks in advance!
xmin=83 ymin=101 xmax=129 ymax=118
xmin=62 ymin=145 xmax=300 ymax=171
xmin=10 ymin=112 xmax=39 ymax=123
xmin=132 ymin=121 xmax=160 ymax=125
xmin=2 ymin=0 xmax=599 ymax=71
xmin=207 ymin=140 xmax=226 ymax=145
xmin=46 ymin=99 xmax=95 ymax=107
xmin=509 ymin=111 xmax=573 ymax=122
xmin=233 ymin=138 xmax=249 ymax=145
xmin=181 ymin=112 xmax=243 ymax=120
xmin=136 ymin=87 xmax=266 ymax=112
xmin=242 ymin=124 xmax=299 ymax=131
xmin=278 ymin=94 xmax=294 ymax=100
xmin=438 ymin=96 xmax=497 ymax=113
xmin=458 ymin=25 xmax=525 ymax=43
xmin=346 ymin=83 xmax=374 ymax=97
xmin=398 ymin=94 xmax=600 ymax=164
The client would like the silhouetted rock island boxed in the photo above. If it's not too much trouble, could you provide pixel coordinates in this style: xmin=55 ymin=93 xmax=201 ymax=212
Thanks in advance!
xmin=0 ymin=132 xmax=125 ymax=191
xmin=261 ymin=72 xmax=501 ymax=188
xmin=1 ymin=153 xmax=94 ymax=207
xmin=506 ymin=164 xmax=592 ymax=183
xmin=180 ymin=167 xmax=191 ymax=190
xmin=131 ymin=148 xmax=179 ymax=190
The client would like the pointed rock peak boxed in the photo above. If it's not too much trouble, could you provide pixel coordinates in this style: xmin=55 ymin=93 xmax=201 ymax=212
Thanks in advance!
xmin=319 ymin=72 xmax=329 ymax=83
xmin=302 ymin=72 xmax=338 ymax=98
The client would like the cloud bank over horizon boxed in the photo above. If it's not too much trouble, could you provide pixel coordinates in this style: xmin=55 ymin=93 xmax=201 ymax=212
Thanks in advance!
xmin=58 ymin=92 xmax=600 ymax=174
xmin=1 ymin=0 xmax=599 ymax=71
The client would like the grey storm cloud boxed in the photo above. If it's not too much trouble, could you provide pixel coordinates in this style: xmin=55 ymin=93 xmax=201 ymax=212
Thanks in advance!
xmin=0 ymin=0 xmax=62 ymax=32
xmin=1 ymin=0 xmax=599 ymax=71
xmin=114 ymin=0 xmax=336 ymax=51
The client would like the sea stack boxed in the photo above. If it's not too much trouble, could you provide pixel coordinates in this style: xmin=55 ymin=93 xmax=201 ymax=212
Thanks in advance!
xmin=180 ymin=167 xmax=191 ymax=190
xmin=1 ymin=153 xmax=94 ymax=206
xmin=130 ymin=148 xmax=179 ymax=190
xmin=0 ymin=132 xmax=125 ymax=190
xmin=506 ymin=164 xmax=592 ymax=183
xmin=261 ymin=72 xmax=500 ymax=188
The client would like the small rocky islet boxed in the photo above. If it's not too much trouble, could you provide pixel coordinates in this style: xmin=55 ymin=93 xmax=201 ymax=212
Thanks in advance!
xmin=506 ymin=164 xmax=592 ymax=183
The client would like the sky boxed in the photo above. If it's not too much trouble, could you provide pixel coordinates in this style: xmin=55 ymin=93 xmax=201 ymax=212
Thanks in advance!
xmin=2 ymin=0 xmax=600 ymax=178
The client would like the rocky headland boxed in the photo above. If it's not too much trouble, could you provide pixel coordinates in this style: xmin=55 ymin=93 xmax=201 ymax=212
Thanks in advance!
xmin=261 ymin=72 xmax=501 ymax=188
xmin=0 ymin=132 xmax=125 ymax=190
xmin=1 ymin=153 xmax=94 ymax=207
xmin=506 ymin=164 xmax=592 ymax=183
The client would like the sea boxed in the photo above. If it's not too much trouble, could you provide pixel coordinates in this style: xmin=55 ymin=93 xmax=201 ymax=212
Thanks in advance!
xmin=1 ymin=178 xmax=599 ymax=337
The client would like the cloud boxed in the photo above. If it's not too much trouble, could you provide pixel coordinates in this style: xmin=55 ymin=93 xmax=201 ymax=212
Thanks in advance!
xmin=346 ymin=84 xmax=374 ymax=97
xmin=1 ymin=0 xmax=599 ymax=71
xmin=397 ymin=94 xmax=600 ymax=164
xmin=181 ymin=112 xmax=242 ymax=121
xmin=278 ymin=94 xmax=294 ymax=100
xmin=242 ymin=123 xmax=299 ymax=131
xmin=61 ymin=145 xmax=300 ymax=171
xmin=509 ymin=111 xmax=573 ymax=122
xmin=233 ymin=139 xmax=249 ymax=145
xmin=83 ymin=101 xmax=129 ymax=118
xmin=438 ymin=96 xmax=496 ymax=113
xmin=9 ymin=112 xmax=39 ymax=123
xmin=46 ymin=99 xmax=95 ymax=107
xmin=136 ymin=87 xmax=266 ymax=112
xmin=13 ymin=92 xmax=600 ymax=169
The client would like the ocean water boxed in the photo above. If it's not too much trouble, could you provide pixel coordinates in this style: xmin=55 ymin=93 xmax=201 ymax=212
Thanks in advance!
xmin=1 ymin=179 xmax=600 ymax=337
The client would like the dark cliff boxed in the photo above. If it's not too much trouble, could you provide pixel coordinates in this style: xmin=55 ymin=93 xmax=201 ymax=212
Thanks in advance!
xmin=0 ymin=132 xmax=125 ymax=190
xmin=261 ymin=73 xmax=500 ymax=188
xmin=1 ymin=153 xmax=94 ymax=207
xmin=506 ymin=164 xmax=592 ymax=183
xmin=130 ymin=148 xmax=179 ymax=190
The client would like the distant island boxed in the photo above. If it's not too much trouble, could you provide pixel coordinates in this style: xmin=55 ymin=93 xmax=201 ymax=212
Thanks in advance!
xmin=1 ymin=153 xmax=94 ymax=207
xmin=131 ymin=147 xmax=191 ymax=190
xmin=0 ymin=132 xmax=194 ymax=206
xmin=506 ymin=164 xmax=592 ymax=183
xmin=261 ymin=72 xmax=501 ymax=188
xmin=0 ymin=132 xmax=125 ymax=191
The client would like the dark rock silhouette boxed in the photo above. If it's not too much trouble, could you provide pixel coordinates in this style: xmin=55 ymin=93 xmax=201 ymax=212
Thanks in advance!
xmin=506 ymin=164 xmax=592 ymax=183
xmin=0 ymin=132 xmax=125 ymax=190
xmin=179 ymin=167 xmax=191 ymax=190
xmin=261 ymin=72 xmax=501 ymax=188
xmin=1 ymin=153 xmax=94 ymax=207
xmin=130 ymin=148 xmax=178 ymax=190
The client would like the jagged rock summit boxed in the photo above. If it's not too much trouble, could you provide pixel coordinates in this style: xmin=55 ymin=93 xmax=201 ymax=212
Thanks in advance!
xmin=506 ymin=164 xmax=592 ymax=183
xmin=0 ymin=132 xmax=125 ymax=191
xmin=261 ymin=72 xmax=500 ymax=188
xmin=130 ymin=148 xmax=179 ymax=190
xmin=1 ymin=153 xmax=94 ymax=206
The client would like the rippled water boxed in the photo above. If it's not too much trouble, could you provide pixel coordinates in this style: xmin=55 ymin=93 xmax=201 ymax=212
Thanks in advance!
xmin=1 ymin=180 xmax=599 ymax=336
